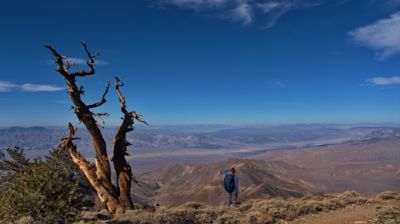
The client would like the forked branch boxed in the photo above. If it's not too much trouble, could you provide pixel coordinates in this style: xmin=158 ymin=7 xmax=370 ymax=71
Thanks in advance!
xmin=71 ymin=42 xmax=97 ymax=77
xmin=44 ymin=45 xmax=69 ymax=78
xmin=61 ymin=123 xmax=124 ymax=216
xmin=115 ymin=78 xmax=148 ymax=125
xmin=87 ymin=81 xmax=111 ymax=109
xmin=46 ymin=42 xmax=123 ymax=216
xmin=47 ymin=42 xmax=147 ymax=216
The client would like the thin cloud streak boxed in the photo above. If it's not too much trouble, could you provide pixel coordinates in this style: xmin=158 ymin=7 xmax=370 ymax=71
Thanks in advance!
xmin=367 ymin=76 xmax=400 ymax=86
xmin=0 ymin=80 xmax=64 ymax=92
xmin=46 ymin=57 xmax=109 ymax=66
xmin=63 ymin=57 xmax=109 ymax=66
xmin=20 ymin=84 xmax=64 ymax=92
xmin=159 ymin=0 xmax=227 ymax=9
xmin=0 ymin=81 xmax=17 ymax=92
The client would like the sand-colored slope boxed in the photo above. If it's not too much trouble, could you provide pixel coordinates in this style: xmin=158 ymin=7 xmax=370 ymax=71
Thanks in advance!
xmin=254 ymin=139 xmax=400 ymax=194
xmin=138 ymin=158 xmax=315 ymax=207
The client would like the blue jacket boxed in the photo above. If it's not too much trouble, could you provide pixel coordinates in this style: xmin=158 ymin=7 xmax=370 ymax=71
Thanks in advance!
xmin=224 ymin=169 xmax=239 ymax=194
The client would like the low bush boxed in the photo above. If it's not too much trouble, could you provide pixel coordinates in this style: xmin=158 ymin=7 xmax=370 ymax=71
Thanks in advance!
xmin=0 ymin=147 xmax=94 ymax=223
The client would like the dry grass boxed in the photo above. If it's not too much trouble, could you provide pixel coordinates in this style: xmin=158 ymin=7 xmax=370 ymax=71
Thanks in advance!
xmin=374 ymin=205 xmax=400 ymax=224
xmin=76 ymin=191 xmax=399 ymax=224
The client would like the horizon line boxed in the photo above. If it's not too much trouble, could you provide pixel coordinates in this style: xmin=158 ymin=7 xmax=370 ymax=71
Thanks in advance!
xmin=1 ymin=121 xmax=400 ymax=129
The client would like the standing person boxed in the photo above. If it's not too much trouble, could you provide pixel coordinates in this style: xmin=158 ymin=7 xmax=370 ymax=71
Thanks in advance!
xmin=223 ymin=167 xmax=238 ymax=207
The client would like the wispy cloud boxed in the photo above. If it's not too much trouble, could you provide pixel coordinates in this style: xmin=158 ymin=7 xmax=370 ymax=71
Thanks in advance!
xmin=63 ymin=57 xmax=109 ymax=66
xmin=256 ymin=2 xmax=283 ymax=13
xmin=47 ymin=57 xmax=109 ymax=66
xmin=20 ymin=84 xmax=64 ymax=92
xmin=273 ymin=80 xmax=285 ymax=87
xmin=349 ymin=11 xmax=400 ymax=60
xmin=0 ymin=80 xmax=64 ymax=92
xmin=158 ymin=0 xmax=227 ymax=9
xmin=229 ymin=1 xmax=253 ymax=25
xmin=367 ymin=76 xmax=400 ymax=86
xmin=0 ymin=81 xmax=17 ymax=92
xmin=258 ymin=1 xmax=294 ymax=29
xmin=156 ymin=0 xmax=319 ymax=28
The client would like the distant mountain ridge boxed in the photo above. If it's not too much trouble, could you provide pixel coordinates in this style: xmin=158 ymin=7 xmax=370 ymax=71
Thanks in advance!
xmin=1 ymin=125 xmax=399 ymax=154
xmin=256 ymin=138 xmax=400 ymax=194
xmin=1 ymin=126 xmax=398 ymax=209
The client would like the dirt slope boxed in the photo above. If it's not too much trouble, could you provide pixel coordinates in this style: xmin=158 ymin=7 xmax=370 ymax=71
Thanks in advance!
xmin=255 ymin=139 xmax=400 ymax=194
xmin=134 ymin=158 xmax=316 ymax=207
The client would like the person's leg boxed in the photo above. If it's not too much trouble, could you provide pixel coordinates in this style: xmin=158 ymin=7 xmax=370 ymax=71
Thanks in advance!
xmin=228 ymin=193 xmax=232 ymax=206
xmin=232 ymin=193 xmax=237 ymax=206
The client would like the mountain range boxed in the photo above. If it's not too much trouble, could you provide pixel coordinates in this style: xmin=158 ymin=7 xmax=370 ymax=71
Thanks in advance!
xmin=1 ymin=124 xmax=399 ymax=207
xmin=1 ymin=124 xmax=398 ymax=152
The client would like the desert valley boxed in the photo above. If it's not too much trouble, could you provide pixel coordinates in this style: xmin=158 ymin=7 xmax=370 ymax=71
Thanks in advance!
xmin=1 ymin=124 xmax=399 ymax=208
xmin=1 ymin=1 xmax=400 ymax=223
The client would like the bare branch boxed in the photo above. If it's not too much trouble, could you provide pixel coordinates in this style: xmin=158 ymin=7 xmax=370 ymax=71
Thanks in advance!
xmin=87 ymin=81 xmax=111 ymax=109
xmin=60 ymin=123 xmax=79 ymax=151
xmin=114 ymin=77 xmax=148 ymax=125
xmin=114 ymin=77 xmax=128 ymax=115
xmin=93 ymin=112 xmax=110 ymax=117
xmin=44 ymin=45 xmax=62 ymax=58
xmin=112 ymin=76 xmax=140 ymax=209
xmin=45 ymin=42 xmax=99 ymax=78
xmin=70 ymin=41 xmax=96 ymax=77
xmin=78 ymin=85 xmax=85 ymax=95
xmin=130 ymin=112 xmax=149 ymax=125
xmin=44 ymin=45 xmax=70 ymax=77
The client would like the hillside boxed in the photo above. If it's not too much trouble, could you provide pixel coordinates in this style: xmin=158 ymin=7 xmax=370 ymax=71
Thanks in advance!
xmin=129 ymin=132 xmax=400 ymax=207
xmin=132 ymin=158 xmax=317 ymax=207
xmin=255 ymin=137 xmax=400 ymax=194
xmin=78 ymin=191 xmax=400 ymax=224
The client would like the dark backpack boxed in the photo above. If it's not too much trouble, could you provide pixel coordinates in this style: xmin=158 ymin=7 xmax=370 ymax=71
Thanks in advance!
xmin=224 ymin=174 xmax=235 ymax=193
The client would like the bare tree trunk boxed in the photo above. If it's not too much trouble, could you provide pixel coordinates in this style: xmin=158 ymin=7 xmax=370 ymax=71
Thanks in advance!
xmin=62 ymin=124 xmax=124 ymax=216
xmin=45 ymin=42 xmax=146 ymax=216
xmin=113 ymin=78 xmax=147 ymax=209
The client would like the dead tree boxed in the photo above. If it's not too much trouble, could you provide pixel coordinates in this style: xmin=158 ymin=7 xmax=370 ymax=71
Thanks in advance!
xmin=45 ymin=42 xmax=146 ymax=216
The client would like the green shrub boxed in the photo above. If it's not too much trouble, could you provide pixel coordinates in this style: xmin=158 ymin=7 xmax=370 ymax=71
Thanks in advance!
xmin=0 ymin=147 xmax=93 ymax=223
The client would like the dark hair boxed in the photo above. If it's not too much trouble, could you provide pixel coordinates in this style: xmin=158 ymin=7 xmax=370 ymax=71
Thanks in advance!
xmin=231 ymin=167 xmax=236 ymax=174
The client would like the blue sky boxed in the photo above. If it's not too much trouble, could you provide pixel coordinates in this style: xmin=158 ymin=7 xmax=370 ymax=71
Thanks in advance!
xmin=0 ymin=0 xmax=399 ymax=127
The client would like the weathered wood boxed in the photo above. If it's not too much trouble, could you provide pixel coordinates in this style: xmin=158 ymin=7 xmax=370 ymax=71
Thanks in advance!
xmin=113 ymin=77 xmax=147 ymax=209
xmin=62 ymin=124 xmax=124 ymax=216
xmin=45 ymin=42 xmax=146 ymax=216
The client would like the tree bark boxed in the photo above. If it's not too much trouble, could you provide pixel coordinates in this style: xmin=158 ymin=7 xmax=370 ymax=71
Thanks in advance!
xmin=62 ymin=124 xmax=124 ymax=216
xmin=112 ymin=78 xmax=145 ymax=209
xmin=45 ymin=43 xmax=145 ymax=216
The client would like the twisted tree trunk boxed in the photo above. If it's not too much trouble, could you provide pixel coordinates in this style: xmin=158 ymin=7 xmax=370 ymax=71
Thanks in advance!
xmin=46 ymin=42 xmax=146 ymax=216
